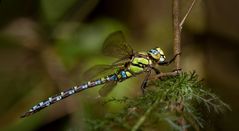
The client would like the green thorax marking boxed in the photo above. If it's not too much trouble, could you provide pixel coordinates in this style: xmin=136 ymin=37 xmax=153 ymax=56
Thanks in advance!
xmin=128 ymin=52 xmax=152 ymax=74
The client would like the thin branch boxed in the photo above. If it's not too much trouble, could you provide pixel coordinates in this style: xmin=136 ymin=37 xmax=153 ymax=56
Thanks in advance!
xmin=172 ymin=0 xmax=187 ymax=130
xmin=180 ymin=0 xmax=197 ymax=30
xmin=172 ymin=0 xmax=181 ymax=70
xmin=151 ymin=71 xmax=181 ymax=80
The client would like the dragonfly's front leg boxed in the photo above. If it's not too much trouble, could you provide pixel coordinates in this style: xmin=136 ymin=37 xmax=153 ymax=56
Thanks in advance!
xmin=158 ymin=53 xmax=181 ymax=66
xmin=140 ymin=69 xmax=152 ymax=94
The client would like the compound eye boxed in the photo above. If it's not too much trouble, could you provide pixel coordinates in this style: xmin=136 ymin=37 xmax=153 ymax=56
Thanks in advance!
xmin=150 ymin=49 xmax=159 ymax=55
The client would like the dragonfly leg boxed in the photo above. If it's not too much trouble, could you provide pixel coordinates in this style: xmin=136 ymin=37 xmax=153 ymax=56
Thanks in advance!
xmin=151 ymin=67 xmax=164 ymax=80
xmin=152 ymin=67 xmax=161 ymax=74
xmin=158 ymin=53 xmax=181 ymax=66
xmin=140 ymin=70 xmax=152 ymax=94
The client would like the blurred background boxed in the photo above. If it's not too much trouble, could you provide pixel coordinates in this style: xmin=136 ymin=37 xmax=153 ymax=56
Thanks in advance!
xmin=0 ymin=0 xmax=239 ymax=130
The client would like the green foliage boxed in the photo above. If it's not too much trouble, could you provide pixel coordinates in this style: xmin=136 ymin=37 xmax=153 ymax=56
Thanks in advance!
xmin=86 ymin=72 xmax=231 ymax=131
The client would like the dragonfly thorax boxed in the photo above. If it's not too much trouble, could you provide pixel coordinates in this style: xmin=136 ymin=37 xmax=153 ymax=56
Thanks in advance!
xmin=115 ymin=53 xmax=152 ymax=82
xmin=128 ymin=52 xmax=152 ymax=74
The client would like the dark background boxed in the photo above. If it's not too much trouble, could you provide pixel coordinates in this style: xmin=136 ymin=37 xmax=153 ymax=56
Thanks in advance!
xmin=0 ymin=0 xmax=239 ymax=130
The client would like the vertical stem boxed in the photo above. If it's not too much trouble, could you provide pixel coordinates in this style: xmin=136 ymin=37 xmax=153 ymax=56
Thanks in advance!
xmin=172 ymin=0 xmax=181 ymax=70
xmin=172 ymin=0 xmax=186 ymax=131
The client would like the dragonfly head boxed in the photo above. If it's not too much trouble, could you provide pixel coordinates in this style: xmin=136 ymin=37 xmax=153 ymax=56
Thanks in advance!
xmin=148 ymin=47 xmax=166 ymax=63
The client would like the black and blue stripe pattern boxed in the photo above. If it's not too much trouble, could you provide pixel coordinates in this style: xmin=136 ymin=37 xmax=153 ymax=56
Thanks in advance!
xmin=21 ymin=74 xmax=118 ymax=117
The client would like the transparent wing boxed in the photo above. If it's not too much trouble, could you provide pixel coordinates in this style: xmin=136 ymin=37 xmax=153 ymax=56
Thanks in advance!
xmin=102 ymin=31 xmax=134 ymax=59
xmin=82 ymin=64 xmax=116 ymax=81
xmin=99 ymin=81 xmax=117 ymax=97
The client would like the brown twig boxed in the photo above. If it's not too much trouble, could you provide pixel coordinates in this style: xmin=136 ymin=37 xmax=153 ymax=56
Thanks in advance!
xmin=172 ymin=0 xmax=184 ymax=130
xmin=172 ymin=0 xmax=181 ymax=71
xmin=180 ymin=0 xmax=196 ymax=30
xmin=150 ymin=71 xmax=180 ymax=80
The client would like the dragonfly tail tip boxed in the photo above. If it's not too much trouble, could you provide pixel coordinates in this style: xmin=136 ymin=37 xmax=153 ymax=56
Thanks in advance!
xmin=20 ymin=111 xmax=31 ymax=118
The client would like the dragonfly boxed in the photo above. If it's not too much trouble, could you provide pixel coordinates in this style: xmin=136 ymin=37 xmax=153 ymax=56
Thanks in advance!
xmin=21 ymin=31 xmax=178 ymax=118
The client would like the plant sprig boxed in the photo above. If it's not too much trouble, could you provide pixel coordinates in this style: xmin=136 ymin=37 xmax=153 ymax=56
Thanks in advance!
xmin=86 ymin=72 xmax=230 ymax=131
